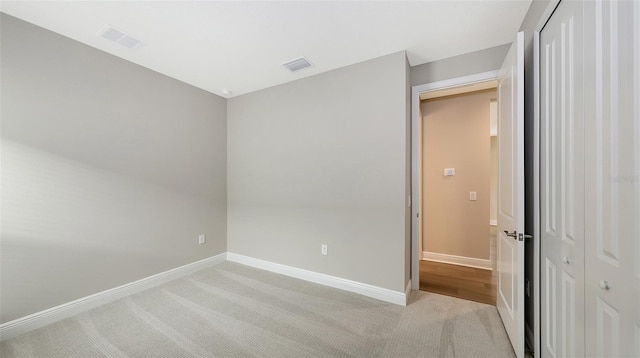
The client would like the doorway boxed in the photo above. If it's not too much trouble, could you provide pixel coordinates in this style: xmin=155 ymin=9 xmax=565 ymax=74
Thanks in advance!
xmin=411 ymin=45 xmax=529 ymax=355
xmin=417 ymin=86 xmax=498 ymax=305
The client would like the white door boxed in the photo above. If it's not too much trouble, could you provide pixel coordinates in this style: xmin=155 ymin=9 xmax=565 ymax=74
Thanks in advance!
xmin=540 ymin=1 xmax=585 ymax=357
xmin=540 ymin=0 xmax=640 ymax=356
xmin=583 ymin=0 xmax=640 ymax=356
xmin=496 ymin=31 xmax=525 ymax=358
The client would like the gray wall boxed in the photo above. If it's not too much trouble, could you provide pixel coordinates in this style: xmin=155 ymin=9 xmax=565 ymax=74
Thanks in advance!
xmin=0 ymin=14 xmax=228 ymax=323
xmin=518 ymin=0 xmax=553 ymax=344
xmin=227 ymin=52 xmax=410 ymax=293
xmin=410 ymin=44 xmax=510 ymax=86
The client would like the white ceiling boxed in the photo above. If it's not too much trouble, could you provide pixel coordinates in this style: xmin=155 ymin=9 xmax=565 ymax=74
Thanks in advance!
xmin=0 ymin=1 xmax=531 ymax=98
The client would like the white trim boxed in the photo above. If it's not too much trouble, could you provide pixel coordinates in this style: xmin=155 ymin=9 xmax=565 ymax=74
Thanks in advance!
xmin=411 ymin=70 xmax=500 ymax=291
xmin=405 ymin=280 xmax=412 ymax=305
xmin=533 ymin=30 xmax=543 ymax=358
xmin=411 ymin=86 xmax=421 ymax=291
xmin=413 ymin=70 xmax=500 ymax=94
xmin=421 ymin=251 xmax=492 ymax=270
xmin=227 ymin=252 xmax=408 ymax=306
xmin=0 ymin=253 xmax=227 ymax=342
xmin=533 ymin=2 xmax=561 ymax=358
xmin=490 ymin=219 xmax=498 ymax=226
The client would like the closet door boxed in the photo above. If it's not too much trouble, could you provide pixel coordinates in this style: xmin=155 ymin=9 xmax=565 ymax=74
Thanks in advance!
xmin=583 ymin=1 xmax=640 ymax=356
xmin=540 ymin=1 xmax=585 ymax=357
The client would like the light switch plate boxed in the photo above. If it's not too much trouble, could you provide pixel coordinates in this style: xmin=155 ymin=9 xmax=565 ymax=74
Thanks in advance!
xmin=470 ymin=192 xmax=477 ymax=201
xmin=444 ymin=168 xmax=455 ymax=176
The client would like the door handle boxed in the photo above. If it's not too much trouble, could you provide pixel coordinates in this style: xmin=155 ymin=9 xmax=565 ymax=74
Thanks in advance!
xmin=504 ymin=230 xmax=518 ymax=239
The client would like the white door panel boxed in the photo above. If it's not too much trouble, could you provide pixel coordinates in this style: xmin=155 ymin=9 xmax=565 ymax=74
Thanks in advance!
xmin=496 ymin=31 xmax=525 ymax=358
xmin=541 ymin=0 xmax=639 ymax=357
xmin=540 ymin=1 xmax=585 ymax=357
xmin=584 ymin=0 xmax=640 ymax=356
xmin=543 ymin=258 xmax=557 ymax=357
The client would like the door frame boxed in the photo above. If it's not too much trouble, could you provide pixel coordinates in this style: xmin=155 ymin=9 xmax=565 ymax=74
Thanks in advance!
xmin=533 ymin=1 xmax=561 ymax=357
xmin=410 ymin=69 xmax=499 ymax=292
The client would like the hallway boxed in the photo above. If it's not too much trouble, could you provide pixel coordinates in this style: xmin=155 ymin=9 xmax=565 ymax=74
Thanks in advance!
xmin=419 ymin=233 xmax=497 ymax=305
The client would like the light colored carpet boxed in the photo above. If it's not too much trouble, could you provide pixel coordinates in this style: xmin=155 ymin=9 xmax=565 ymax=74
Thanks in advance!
xmin=0 ymin=262 xmax=515 ymax=357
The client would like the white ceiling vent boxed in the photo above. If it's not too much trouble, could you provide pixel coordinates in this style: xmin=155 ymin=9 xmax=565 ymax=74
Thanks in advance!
xmin=282 ymin=57 xmax=312 ymax=72
xmin=99 ymin=26 xmax=144 ymax=49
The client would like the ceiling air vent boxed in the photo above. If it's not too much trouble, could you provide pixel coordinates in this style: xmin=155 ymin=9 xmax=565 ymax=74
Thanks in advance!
xmin=282 ymin=57 xmax=312 ymax=72
xmin=99 ymin=26 xmax=144 ymax=49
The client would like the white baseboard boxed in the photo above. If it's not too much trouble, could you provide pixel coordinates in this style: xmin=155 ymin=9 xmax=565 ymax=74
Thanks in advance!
xmin=422 ymin=251 xmax=492 ymax=270
xmin=0 ymin=253 xmax=227 ymax=342
xmin=405 ymin=280 xmax=412 ymax=305
xmin=2 ymin=252 xmax=409 ymax=341
xmin=227 ymin=252 xmax=408 ymax=306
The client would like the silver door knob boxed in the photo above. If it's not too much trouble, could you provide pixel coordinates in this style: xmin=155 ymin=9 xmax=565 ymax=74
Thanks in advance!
xmin=563 ymin=257 xmax=571 ymax=264
xmin=599 ymin=280 xmax=610 ymax=290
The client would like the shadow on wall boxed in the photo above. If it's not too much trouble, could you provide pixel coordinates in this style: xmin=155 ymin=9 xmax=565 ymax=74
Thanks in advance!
xmin=0 ymin=140 xmax=225 ymax=323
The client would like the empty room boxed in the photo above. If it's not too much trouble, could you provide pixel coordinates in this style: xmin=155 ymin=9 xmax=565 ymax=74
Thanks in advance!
xmin=1 ymin=1 xmax=638 ymax=357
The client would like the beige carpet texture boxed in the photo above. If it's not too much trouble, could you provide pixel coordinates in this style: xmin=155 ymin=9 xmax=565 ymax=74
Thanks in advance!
xmin=0 ymin=262 xmax=515 ymax=357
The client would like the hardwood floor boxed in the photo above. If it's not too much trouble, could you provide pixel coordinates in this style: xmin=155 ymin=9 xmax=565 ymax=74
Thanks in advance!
xmin=419 ymin=233 xmax=497 ymax=305
xmin=419 ymin=260 xmax=496 ymax=305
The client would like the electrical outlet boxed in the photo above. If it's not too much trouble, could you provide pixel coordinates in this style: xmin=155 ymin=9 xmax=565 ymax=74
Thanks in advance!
xmin=198 ymin=234 xmax=206 ymax=245
xmin=321 ymin=244 xmax=328 ymax=256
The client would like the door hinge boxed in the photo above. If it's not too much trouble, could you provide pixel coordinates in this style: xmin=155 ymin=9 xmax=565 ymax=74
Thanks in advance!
xmin=416 ymin=212 xmax=419 ymax=218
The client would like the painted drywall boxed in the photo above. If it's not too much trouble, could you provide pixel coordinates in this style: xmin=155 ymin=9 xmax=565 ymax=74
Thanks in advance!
xmin=410 ymin=44 xmax=510 ymax=86
xmin=227 ymin=52 xmax=409 ymax=293
xmin=0 ymin=14 xmax=227 ymax=323
xmin=421 ymin=89 xmax=496 ymax=260
xmin=518 ymin=0 xmax=553 ymax=344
